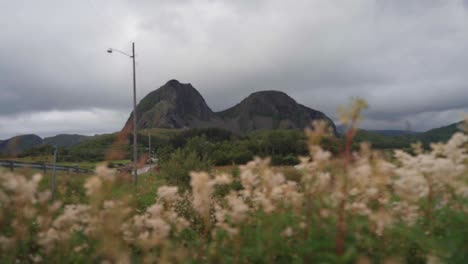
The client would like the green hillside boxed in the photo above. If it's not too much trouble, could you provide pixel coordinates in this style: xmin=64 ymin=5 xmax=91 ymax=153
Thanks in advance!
xmin=43 ymin=134 xmax=91 ymax=147
xmin=418 ymin=122 xmax=463 ymax=144
xmin=7 ymin=121 xmax=465 ymax=163
xmin=354 ymin=121 xmax=464 ymax=149
xmin=0 ymin=134 xmax=43 ymax=156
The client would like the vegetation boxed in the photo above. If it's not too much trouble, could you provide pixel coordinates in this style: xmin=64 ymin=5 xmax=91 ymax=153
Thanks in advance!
xmin=4 ymin=119 xmax=463 ymax=168
xmin=155 ymin=129 xmax=306 ymax=167
xmin=13 ymin=134 xmax=125 ymax=162
xmin=0 ymin=101 xmax=466 ymax=263
xmin=354 ymin=121 xmax=464 ymax=150
xmin=159 ymin=148 xmax=212 ymax=188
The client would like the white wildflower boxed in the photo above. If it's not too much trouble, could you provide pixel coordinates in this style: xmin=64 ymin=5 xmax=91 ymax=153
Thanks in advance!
xmin=157 ymin=186 xmax=179 ymax=203
xmin=96 ymin=165 xmax=116 ymax=182
xmin=281 ymin=227 xmax=293 ymax=237
xmin=213 ymin=173 xmax=232 ymax=185
xmin=226 ymin=192 xmax=249 ymax=223
xmin=84 ymin=176 xmax=102 ymax=196
xmin=190 ymin=172 xmax=213 ymax=218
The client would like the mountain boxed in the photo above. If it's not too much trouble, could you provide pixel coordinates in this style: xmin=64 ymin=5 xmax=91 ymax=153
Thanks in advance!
xmin=354 ymin=121 xmax=465 ymax=149
xmin=367 ymin=130 xmax=419 ymax=136
xmin=0 ymin=133 xmax=93 ymax=156
xmin=44 ymin=134 xmax=91 ymax=147
xmin=218 ymin=90 xmax=336 ymax=133
xmin=418 ymin=121 xmax=464 ymax=143
xmin=337 ymin=125 xmax=419 ymax=137
xmin=124 ymin=79 xmax=336 ymax=134
xmin=123 ymin=79 xmax=223 ymax=131
xmin=354 ymin=130 xmax=414 ymax=149
xmin=0 ymin=134 xmax=43 ymax=156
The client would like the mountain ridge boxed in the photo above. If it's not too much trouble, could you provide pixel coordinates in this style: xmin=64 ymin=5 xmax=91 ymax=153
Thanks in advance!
xmin=124 ymin=79 xmax=337 ymax=134
xmin=353 ymin=121 xmax=465 ymax=149
xmin=0 ymin=134 xmax=43 ymax=156
xmin=0 ymin=134 xmax=91 ymax=156
xmin=44 ymin=134 xmax=91 ymax=147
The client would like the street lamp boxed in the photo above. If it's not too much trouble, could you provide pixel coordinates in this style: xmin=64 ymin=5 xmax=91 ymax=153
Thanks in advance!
xmin=107 ymin=42 xmax=138 ymax=185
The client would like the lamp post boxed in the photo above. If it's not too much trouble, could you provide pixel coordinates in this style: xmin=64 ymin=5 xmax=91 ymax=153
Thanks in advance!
xmin=107 ymin=42 xmax=138 ymax=185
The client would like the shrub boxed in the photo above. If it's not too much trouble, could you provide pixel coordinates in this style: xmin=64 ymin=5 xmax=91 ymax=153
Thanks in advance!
xmin=271 ymin=154 xmax=299 ymax=165
xmin=158 ymin=148 xmax=212 ymax=188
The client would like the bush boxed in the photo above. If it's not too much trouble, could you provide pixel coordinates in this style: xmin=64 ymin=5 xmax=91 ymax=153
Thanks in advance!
xmin=271 ymin=154 xmax=299 ymax=166
xmin=158 ymin=149 xmax=212 ymax=188
xmin=169 ymin=128 xmax=235 ymax=148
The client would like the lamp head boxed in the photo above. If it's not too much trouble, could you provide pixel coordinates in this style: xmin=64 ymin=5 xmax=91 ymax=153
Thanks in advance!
xmin=107 ymin=49 xmax=113 ymax=53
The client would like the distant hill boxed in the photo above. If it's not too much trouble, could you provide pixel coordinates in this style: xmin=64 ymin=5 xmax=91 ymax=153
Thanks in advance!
xmin=123 ymin=79 xmax=337 ymax=134
xmin=0 ymin=133 xmax=92 ymax=156
xmin=65 ymin=133 xmax=122 ymax=161
xmin=418 ymin=121 xmax=463 ymax=144
xmin=367 ymin=130 xmax=420 ymax=136
xmin=44 ymin=134 xmax=91 ymax=147
xmin=337 ymin=126 xmax=419 ymax=137
xmin=354 ymin=121 xmax=465 ymax=149
xmin=354 ymin=130 xmax=414 ymax=149
xmin=0 ymin=134 xmax=43 ymax=156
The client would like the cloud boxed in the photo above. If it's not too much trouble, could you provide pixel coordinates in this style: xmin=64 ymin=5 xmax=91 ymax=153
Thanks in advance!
xmin=0 ymin=0 xmax=467 ymax=138
xmin=359 ymin=106 xmax=468 ymax=131
xmin=0 ymin=108 xmax=127 ymax=139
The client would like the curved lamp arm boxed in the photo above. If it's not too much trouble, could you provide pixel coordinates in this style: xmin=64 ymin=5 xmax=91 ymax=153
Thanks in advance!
xmin=107 ymin=48 xmax=133 ymax=58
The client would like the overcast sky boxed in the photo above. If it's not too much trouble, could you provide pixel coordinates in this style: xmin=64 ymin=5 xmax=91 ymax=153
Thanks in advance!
xmin=1 ymin=0 xmax=467 ymax=139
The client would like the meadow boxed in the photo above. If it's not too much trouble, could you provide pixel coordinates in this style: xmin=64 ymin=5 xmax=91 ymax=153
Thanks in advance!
xmin=0 ymin=102 xmax=467 ymax=263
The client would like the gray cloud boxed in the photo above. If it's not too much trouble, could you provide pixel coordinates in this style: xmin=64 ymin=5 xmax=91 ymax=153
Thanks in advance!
xmin=0 ymin=0 xmax=467 ymax=139
xmin=0 ymin=108 xmax=127 ymax=138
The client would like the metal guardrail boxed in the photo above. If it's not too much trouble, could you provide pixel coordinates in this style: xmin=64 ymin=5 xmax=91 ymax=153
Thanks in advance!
xmin=0 ymin=160 xmax=94 ymax=174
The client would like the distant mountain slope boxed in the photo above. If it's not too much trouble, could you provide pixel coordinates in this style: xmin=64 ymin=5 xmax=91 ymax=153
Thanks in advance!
xmin=218 ymin=90 xmax=336 ymax=133
xmin=354 ymin=121 xmax=465 ymax=149
xmin=124 ymin=79 xmax=337 ymax=134
xmin=367 ymin=130 xmax=420 ymax=136
xmin=0 ymin=134 xmax=92 ymax=156
xmin=0 ymin=134 xmax=43 ymax=156
xmin=337 ymin=126 xmax=419 ymax=137
xmin=418 ymin=121 xmax=464 ymax=143
xmin=354 ymin=130 xmax=414 ymax=149
xmin=44 ymin=134 xmax=91 ymax=147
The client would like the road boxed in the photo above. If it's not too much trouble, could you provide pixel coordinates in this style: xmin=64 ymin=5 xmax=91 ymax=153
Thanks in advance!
xmin=136 ymin=164 xmax=158 ymax=175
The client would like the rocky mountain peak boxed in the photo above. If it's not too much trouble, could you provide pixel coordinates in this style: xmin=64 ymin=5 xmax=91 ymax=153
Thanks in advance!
xmin=123 ymin=79 xmax=217 ymax=130
xmin=248 ymin=90 xmax=294 ymax=100
xmin=238 ymin=90 xmax=299 ymax=111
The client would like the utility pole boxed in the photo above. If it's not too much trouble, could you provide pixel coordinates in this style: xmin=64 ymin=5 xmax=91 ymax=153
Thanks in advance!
xmin=51 ymin=145 xmax=57 ymax=201
xmin=132 ymin=42 xmax=138 ymax=185
xmin=107 ymin=42 xmax=138 ymax=185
